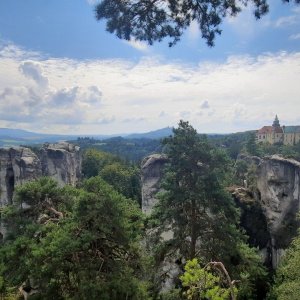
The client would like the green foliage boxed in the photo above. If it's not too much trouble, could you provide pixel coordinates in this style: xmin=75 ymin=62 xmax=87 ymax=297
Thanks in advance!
xmin=246 ymin=132 xmax=260 ymax=156
xmin=234 ymin=243 xmax=269 ymax=300
xmin=208 ymin=131 xmax=254 ymax=160
xmin=75 ymin=136 xmax=162 ymax=163
xmin=180 ymin=259 xmax=234 ymax=300
xmin=159 ymin=289 xmax=182 ymax=300
xmin=95 ymin=0 xmax=272 ymax=47
xmin=82 ymin=148 xmax=119 ymax=178
xmin=257 ymin=142 xmax=300 ymax=161
xmin=234 ymin=160 xmax=248 ymax=185
xmin=151 ymin=121 xmax=241 ymax=262
xmin=270 ymin=233 xmax=300 ymax=300
xmin=147 ymin=121 xmax=268 ymax=298
xmin=99 ymin=162 xmax=141 ymax=201
xmin=82 ymin=148 xmax=142 ymax=202
xmin=0 ymin=177 xmax=148 ymax=299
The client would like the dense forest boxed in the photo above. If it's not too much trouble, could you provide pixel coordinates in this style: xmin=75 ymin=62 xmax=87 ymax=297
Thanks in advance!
xmin=1 ymin=121 xmax=300 ymax=299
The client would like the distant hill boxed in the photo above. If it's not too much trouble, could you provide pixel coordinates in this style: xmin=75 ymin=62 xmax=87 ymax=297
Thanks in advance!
xmin=0 ymin=126 xmax=250 ymax=149
xmin=0 ymin=128 xmax=74 ymax=147
xmin=0 ymin=127 xmax=174 ymax=148
xmin=125 ymin=127 xmax=173 ymax=139
xmin=0 ymin=128 xmax=41 ymax=139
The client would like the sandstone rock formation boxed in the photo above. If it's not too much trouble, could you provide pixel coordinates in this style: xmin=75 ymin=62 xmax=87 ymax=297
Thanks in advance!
xmin=235 ymin=154 xmax=300 ymax=268
xmin=142 ymin=152 xmax=300 ymax=269
xmin=256 ymin=155 xmax=300 ymax=268
xmin=0 ymin=142 xmax=81 ymax=207
xmin=40 ymin=142 xmax=81 ymax=187
xmin=141 ymin=154 xmax=168 ymax=214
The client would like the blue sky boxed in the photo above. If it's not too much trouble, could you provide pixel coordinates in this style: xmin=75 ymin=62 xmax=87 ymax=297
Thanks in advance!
xmin=0 ymin=0 xmax=300 ymax=134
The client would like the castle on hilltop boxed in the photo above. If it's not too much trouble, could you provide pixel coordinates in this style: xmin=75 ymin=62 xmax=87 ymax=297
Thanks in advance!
xmin=256 ymin=115 xmax=300 ymax=145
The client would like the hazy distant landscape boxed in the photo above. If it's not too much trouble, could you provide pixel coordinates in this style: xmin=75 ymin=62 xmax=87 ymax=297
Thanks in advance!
xmin=1 ymin=0 xmax=300 ymax=299
xmin=0 ymin=127 xmax=174 ymax=147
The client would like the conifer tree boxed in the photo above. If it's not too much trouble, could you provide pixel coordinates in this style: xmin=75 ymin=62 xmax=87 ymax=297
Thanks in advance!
xmin=152 ymin=120 xmax=240 ymax=262
xmin=149 ymin=121 xmax=267 ymax=298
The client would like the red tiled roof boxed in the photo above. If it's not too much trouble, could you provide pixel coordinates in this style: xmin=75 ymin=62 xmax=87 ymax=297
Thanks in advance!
xmin=257 ymin=126 xmax=283 ymax=134
xmin=257 ymin=126 xmax=273 ymax=134
xmin=273 ymin=127 xmax=283 ymax=133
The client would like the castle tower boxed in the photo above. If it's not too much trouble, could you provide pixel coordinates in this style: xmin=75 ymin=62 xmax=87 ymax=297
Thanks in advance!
xmin=272 ymin=115 xmax=280 ymax=128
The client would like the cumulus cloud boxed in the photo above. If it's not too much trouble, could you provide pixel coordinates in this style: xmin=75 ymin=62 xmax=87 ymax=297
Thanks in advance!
xmin=97 ymin=116 xmax=116 ymax=125
xmin=275 ymin=15 xmax=298 ymax=27
xmin=274 ymin=7 xmax=300 ymax=28
xmin=159 ymin=111 xmax=167 ymax=118
xmin=200 ymin=100 xmax=210 ymax=109
xmin=50 ymin=87 xmax=78 ymax=107
xmin=124 ymin=40 xmax=149 ymax=52
xmin=0 ymin=43 xmax=300 ymax=134
xmin=19 ymin=61 xmax=48 ymax=87
xmin=289 ymin=33 xmax=300 ymax=40
xmin=179 ymin=111 xmax=191 ymax=119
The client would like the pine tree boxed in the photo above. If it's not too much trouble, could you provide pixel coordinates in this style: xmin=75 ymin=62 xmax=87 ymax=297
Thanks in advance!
xmin=151 ymin=120 xmax=241 ymax=262
xmin=148 ymin=121 xmax=268 ymax=298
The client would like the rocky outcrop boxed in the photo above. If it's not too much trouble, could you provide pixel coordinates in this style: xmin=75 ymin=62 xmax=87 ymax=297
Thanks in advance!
xmin=0 ymin=148 xmax=42 ymax=206
xmin=230 ymin=186 xmax=272 ymax=268
xmin=141 ymin=154 xmax=168 ymax=214
xmin=40 ymin=142 xmax=81 ymax=187
xmin=256 ymin=155 xmax=300 ymax=268
xmin=235 ymin=155 xmax=300 ymax=268
xmin=0 ymin=142 xmax=81 ymax=207
xmin=141 ymin=152 xmax=300 ymax=269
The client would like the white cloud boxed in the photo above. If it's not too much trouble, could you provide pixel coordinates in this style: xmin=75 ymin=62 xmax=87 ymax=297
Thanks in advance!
xmin=289 ymin=33 xmax=300 ymax=40
xmin=225 ymin=5 xmax=270 ymax=39
xmin=86 ymin=0 xmax=98 ymax=5
xmin=200 ymin=100 xmax=210 ymax=109
xmin=20 ymin=61 xmax=49 ymax=87
xmin=187 ymin=21 xmax=201 ymax=41
xmin=274 ymin=6 xmax=300 ymax=28
xmin=0 ymin=42 xmax=300 ymax=134
xmin=275 ymin=15 xmax=298 ymax=27
xmin=124 ymin=40 xmax=149 ymax=52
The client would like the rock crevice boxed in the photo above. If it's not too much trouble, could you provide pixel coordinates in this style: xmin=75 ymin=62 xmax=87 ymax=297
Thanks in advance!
xmin=142 ymin=153 xmax=300 ymax=269
xmin=0 ymin=142 xmax=81 ymax=207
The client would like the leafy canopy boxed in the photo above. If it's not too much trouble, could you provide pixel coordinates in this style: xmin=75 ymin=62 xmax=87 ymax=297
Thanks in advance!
xmin=147 ymin=121 xmax=267 ymax=298
xmin=0 ymin=177 xmax=148 ymax=300
xmin=180 ymin=258 xmax=235 ymax=300
xmin=151 ymin=120 xmax=241 ymax=261
xmin=95 ymin=0 xmax=299 ymax=47
xmin=271 ymin=232 xmax=300 ymax=300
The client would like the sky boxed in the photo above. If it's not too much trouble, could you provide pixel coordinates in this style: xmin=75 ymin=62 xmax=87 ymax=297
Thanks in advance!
xmin=0 ymin=0 xmax=300 ymax=135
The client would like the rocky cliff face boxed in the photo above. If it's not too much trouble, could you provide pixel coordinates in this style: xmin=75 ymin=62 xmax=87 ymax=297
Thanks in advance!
xmin=141 ymin=154 xmax=168 ymax=214
xmin=142 ymin=153 xmax=300 ymax=269
xmin=235 ymin=154 xmax=300 ymax=268
xmin=40 ymin=142 xmax=81 ymax=187
xmin=256 ymin=155 xmax=300 ymax=268
xmin=0 ymin=142 xmax=81 ymax=207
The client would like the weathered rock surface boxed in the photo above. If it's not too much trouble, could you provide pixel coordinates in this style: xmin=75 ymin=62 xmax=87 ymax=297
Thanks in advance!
xmin=0 ymin=142 xmax=81 ymax=207
xmin=141 ymin=154 xmax=168 ymax=214
xmin=142 ymin=152 xmax=300 ymax=269
xmin=230 ymin=186 xmax=272 ymax=267
xmin=256 ymin=155 xmax=300 ymax=268
xmin=236 ymin=154 xmax=300 ymax=268
xmin=40 ymin=142 xmax=81 ymax=187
